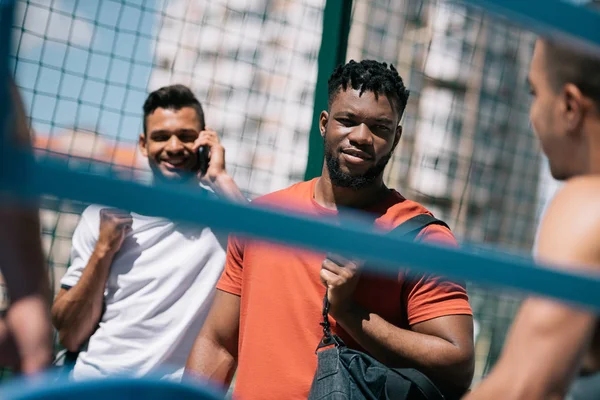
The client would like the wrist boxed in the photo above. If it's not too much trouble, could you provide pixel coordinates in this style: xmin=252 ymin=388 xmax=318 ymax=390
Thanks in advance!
xmin=329 ymin=300 xmax=356 ymax=324
xmin=94 ymin=241 xmax=117 ymax=259
xmin=208 ymin=172 xmax=233 ymax=192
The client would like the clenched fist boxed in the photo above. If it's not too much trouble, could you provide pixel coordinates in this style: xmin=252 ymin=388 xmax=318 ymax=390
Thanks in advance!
xmin=96 ymin=209 xmax=133 ymax=256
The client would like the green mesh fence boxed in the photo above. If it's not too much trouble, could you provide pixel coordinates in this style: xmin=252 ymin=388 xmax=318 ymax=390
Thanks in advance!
xmin=345 ymin=0 xmax=543 ymax=378
xmin=1 ymin=0 xmax=564 ymax=384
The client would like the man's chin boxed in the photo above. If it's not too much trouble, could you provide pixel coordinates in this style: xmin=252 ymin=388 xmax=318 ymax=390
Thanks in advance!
xmin=154 ymin=167 xmax=197 ymax=183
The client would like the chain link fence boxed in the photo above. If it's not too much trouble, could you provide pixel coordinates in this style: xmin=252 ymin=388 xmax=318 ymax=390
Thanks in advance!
xmin=2 ymin=0 xmax=565 ymax=384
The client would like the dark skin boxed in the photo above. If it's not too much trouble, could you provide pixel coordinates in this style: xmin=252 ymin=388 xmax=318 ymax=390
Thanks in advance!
xmin=186 ymin=89 xmax=474 ymax=395
xmin=318 ymin=89 xmax=474 ymax=394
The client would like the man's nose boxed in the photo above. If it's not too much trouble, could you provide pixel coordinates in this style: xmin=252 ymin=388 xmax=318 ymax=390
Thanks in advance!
xmin=165 ymin=135 xmax=184 ymax=153
xmin=348 ymin=123 xmax=373 ymax=146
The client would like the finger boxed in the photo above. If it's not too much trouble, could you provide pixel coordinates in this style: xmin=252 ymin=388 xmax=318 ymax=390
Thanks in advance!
xmin=322 ymin=258 xmax=352 ymax=276
xmin=198 ymin=130 xmax=219 ymax=143
xmin=116 ymin=219 xmax=133 ymax=229
xmin=323 ymin=259 xmax=360 ymax=280
xmin=326 ymin=253 xmax=350 ymax=267
xmin=206 ymin=143 xmax=225 ymax=170
xmin=201 ymin=128 xmax=219 ymax=137
xmin=102 ymin=208 xmax=128 ymax=215
xmin=193 ymin=135 xmax=219 ymax=151
xmin=320 ymin=268 xmax=341 ymax=288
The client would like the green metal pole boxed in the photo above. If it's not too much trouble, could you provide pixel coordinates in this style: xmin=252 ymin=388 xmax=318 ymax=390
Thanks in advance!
xmin=304 ymin=0 xmax=353 ymax=181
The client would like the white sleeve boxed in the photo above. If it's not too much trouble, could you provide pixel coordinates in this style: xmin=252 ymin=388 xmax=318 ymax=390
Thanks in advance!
xmin=59 ymin=205 xmax=101 ymax=289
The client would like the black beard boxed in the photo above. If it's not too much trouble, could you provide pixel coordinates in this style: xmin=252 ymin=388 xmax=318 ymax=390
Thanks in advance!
xmin=324 ymin=139 xmax=392 ymax=190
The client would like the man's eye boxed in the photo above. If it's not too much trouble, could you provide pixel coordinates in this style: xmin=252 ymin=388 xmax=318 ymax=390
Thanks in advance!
xmin=181 ymin=135 xmax=197 ymax=143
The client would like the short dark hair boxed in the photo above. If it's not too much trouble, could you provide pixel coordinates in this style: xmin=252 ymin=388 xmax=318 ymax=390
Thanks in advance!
xmin=543 ymin=40 xmax=600 ymax=107
xmin=327 ymin=60 xmax=410 ymax=119
xmin=542 ymin=1 xmax=600 ymax=107
xmin=142 ymin=84 xmax=205 ymax=135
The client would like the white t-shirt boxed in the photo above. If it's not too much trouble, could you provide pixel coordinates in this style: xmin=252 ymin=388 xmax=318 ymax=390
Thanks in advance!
xmin=60 ymin=204 xmax=226 ymax=381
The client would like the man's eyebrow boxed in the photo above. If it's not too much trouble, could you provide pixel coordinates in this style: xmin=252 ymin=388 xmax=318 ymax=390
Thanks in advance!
xmin=333 ymin=111 xmax=357 ymax=118
xmin=149 ymin=129 xmax=168 ymax=136
xmin=373 ymin=117 xmax=394 ymax=124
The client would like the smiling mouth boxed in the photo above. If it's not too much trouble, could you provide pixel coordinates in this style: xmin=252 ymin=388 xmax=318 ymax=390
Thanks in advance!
xmin=161 ymin=159 xmax=189 ymax=170
xmin=341 ymin=149 xmax=373 ymax=162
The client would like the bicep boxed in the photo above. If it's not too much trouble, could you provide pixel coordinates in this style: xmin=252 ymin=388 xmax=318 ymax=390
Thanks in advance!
xmin=412 ymin=314 xmax=474 ymax=349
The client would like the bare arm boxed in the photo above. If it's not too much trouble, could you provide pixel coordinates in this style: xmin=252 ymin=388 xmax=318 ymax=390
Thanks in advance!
xmin=185 ymin=289 xmax=240 ymax=388
xmin=51 ymin=249 xmax=114 ymax=352
xmin=337 ymin=308 xmax=473 ymax=392
xmin=331 ymin=283 xmax=474 ymax=394
xmin=0 ymin=79 xmax=52 ymax=373
xmin=465 ymin=177 xmax=600 ymax=400
xmin=51 ymin=209 xmax=132 ymax=352
xmin=194 ymin=129 xmax=247 ymax=203
xmin=209 ymin=173 xmax=247 ymax=203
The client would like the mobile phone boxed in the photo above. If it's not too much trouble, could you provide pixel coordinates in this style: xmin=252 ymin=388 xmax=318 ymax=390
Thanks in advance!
xmin=196 ymin=145 xmax=209 ymax=175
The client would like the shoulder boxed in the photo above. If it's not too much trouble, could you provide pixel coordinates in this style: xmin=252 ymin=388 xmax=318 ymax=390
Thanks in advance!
xmin=252 ymin=180 xmax=313 ymax=207
xmin=536 ymin=176 xmax=600 ymax=268
xmin=383 ymin=194 xmax=456 ymax=245
xmin=76 ymin=204 xmax=105 ymax=234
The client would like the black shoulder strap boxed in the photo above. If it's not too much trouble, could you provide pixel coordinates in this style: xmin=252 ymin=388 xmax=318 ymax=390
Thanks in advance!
xmin=393 ymin=368 xmax=446 ymax=400
xmin=390 ymin=214 xmax=449 ymax=241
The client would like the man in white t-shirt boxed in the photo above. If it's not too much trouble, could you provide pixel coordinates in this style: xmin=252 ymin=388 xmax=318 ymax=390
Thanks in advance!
xmin=51 ymin=84 xmax=246 ymax=381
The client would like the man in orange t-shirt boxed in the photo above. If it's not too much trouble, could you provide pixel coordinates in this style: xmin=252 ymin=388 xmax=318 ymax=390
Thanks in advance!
xmin=185 ymin=60 xmax=475 ymax=399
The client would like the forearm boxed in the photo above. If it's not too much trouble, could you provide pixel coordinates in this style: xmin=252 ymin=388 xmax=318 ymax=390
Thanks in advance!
xmin=185 ymin=335 xmax=237 ymax=388
xmin=334 ymin=305 xmax=472 ymax=391
xmin=466 ymin=299 xmax=596 ymax=400
xmin=209 ymin=174 xmax=247 ymax=203
xmin=0 ymin=208 xmax=49 ymax=302
xmin=52 ymin=246 xmax=114 ymax=351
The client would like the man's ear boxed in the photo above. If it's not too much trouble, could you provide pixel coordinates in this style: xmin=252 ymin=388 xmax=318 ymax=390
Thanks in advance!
xmin=139 ymin=133 xmax=148 ymax=157
xmin=319 ymin=111 xmax=329 ymax=138
xmin=562 ymin=83 xmax=586 ymax=136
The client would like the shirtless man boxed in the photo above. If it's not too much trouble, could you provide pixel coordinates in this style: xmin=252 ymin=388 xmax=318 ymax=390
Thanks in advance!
xmin=464 ymin=35 xmax=600 ymax=400
xmin=0 ymin=80 xmax=52 ymax=374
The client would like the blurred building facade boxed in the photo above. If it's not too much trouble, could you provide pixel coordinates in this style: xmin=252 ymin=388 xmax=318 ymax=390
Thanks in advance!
xmin=149 ymin=0 xmax=324 ymax=198
xmin=146 ymin=0 xmax=544 ymax=378
xmin=3 ymin=0 xmax=561 ymax=382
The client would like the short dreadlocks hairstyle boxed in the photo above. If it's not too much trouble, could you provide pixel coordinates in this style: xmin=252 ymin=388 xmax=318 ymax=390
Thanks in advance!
xmin=327 ymin=60 xmax=410 ymax=119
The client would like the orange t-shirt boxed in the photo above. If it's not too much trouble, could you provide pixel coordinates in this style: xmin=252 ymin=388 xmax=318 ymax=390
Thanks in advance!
xmin=217 ymin=179 xmax=472 ymax=400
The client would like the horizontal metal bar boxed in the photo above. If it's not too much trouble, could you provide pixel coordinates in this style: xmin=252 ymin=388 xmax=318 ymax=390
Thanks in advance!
xmin=12 ymin=157 xmax=599 ymax=311
xmin=457 ymin=0 xmax=600 ymax=54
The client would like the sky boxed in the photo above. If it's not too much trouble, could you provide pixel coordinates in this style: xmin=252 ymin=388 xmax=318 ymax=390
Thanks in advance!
xmin=11 ymin=0 xmax=159 ymax=143
xmin=9 ymin=0 xmax=593 ymax=146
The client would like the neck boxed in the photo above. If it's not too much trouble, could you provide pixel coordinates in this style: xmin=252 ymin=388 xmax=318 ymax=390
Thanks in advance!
xmin=314 ymin=165 xmax=389 ymax=211
xmin=587 ymin=119 xmax=600 ymax=175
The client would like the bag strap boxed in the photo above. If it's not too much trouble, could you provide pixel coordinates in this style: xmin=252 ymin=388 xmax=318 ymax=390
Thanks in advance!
xmin=388 ymin=214 xmax=449 ymax=241
xmin=393 ymin=368 xmax=446 ymax=400
xmin=316 ymin=214 xmax=450 ymax=352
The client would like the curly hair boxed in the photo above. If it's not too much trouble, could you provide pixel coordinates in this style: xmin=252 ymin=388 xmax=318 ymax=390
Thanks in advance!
xmin=327 ymin=59 xmax=410 ymax=118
